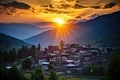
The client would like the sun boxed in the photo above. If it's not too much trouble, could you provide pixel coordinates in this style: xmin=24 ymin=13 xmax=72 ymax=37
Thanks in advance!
xmin=54 ymin=18 xmax=66 ymax=25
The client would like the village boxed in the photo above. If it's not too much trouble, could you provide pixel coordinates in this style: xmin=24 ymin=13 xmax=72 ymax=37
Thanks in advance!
xmin=1 ymin=40 xmax=117 ymax=80
xmin=28 ymin=40 xmax=113 ymax=74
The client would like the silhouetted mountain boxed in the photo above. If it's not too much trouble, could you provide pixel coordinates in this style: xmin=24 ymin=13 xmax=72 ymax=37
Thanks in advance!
xmin=25 ymin=11 xmax=120 ymax=48
xmin=93 ymin=33 xmax=120 ymax=47
xmin=24 ymin=26 xmax=82 ymax=47
xmin=0 ymin=33 xmax=30 ymax=50
xmin=0 ymin=23 xmax=48 ymax=39
xmin=76 ymin=11 xmax=120 ymax=47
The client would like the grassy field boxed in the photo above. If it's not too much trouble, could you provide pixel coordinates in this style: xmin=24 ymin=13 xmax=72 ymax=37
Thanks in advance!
xmin=23 ymin=73 xmax=102 ymax=80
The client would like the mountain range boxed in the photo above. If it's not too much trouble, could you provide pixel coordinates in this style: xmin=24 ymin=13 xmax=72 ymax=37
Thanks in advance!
xmin=0 ymin=11 xmax=120 ymax=48
xmin=0 ymin=33 xmax=30 ymax=50
xmin=0 ymin=23 xmax=48 ymax=39
xmin=24 ymin=11 xmax=120 ymax=48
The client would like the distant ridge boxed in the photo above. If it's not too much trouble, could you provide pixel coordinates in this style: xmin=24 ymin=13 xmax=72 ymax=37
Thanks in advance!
xmin=25 ymin=11 xmax=120 ymax=48
xmin=0 ymin=33 xmax=30 ymax=50
xmin=0 ymin=23 xmax=47 ymax=39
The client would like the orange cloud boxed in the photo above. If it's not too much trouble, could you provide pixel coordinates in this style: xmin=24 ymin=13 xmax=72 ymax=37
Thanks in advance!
xmin=0 ymin=0 xmax=120 ymax=24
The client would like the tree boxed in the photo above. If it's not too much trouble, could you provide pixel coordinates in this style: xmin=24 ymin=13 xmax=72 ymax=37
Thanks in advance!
xmin=31 ymin=67 xmax=45 ymax=80
xmin=48 ymin=70 xmax=58 ymax=80
xmin=30 ymin=45 xmax=36 ymax=57
xmin=37 ymin=43 xmax=41 ymax=51
xmin=0 ymin=50 xmax=8 ymax=66
xmin=44 ymin=47 xmax=48 ymax=51
xmin=0 ymin=67 xmax=9 ymax=80
xmin=18 ymin=45 xmax=29 ymax=59
xmin=83 ymin=65 xmax=105 ymax=76
xmin=107 ymin=50 xmax=120 ymax=80
xmin=33 ymin=53 xmax=39 ymax=63
xmin=8 ymin=48 xmax=17 ymax=63
xmin=48 ymin=63 xmax=54 ymax=71
xmin=60 ymin=40 xmax=64 ymax=50
xmin=8 ymin=65 xmax=26 ymax=80
xmin=0 ymin=65 xmax=26 ymax=80
xmin=22 ymin=58 xmax=32 ymax=70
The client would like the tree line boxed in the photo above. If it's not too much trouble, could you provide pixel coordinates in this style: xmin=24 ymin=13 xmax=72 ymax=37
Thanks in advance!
xmin=0 ymin=65 xmax=58 ymax=80
xmin=0 ymin=44 xmax=41 ymax=67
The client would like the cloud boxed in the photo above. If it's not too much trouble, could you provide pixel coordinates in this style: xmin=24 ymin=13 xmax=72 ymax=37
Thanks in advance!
xmin=92 ymin=2 xmax=117 ymax=9
xmin=74 ymin=3 xmax=87 ymax=9
xmin=0 ymin=0 xmax=15 ymax=3
xmin=67 ymin=4 xmax=120 ymax=23
xmin=18 ymin=0 xmax=51 ymax=6
xmin=0 ymin=0 xmax=120 ymax=24
xmin=104 ymin=2 xmax=116 ymax=8
xmin=0 ymin=1 xmax=30 ymax=9
xmin=0 ymin=0 xmax=32 ymax=16
xmin=75 ymin=16 xmax=81 ymax=19
xmin=0 ymin=5 xmax=16 ymax=15
xmin=45 ymin=8 xmax=72 ymax=14
xmin=66 ymin=0 xmax=74 ymax=2
xmin=76 ymin=0 xmax=120 ymax=6
xmin=61 ymin=4 xmax=71 ymax=9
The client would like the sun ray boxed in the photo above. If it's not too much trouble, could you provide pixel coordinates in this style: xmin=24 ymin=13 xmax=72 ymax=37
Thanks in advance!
xmin=53 ymin=18 xmax=66 ymax=26
xmin=51 ymin=18 xmax=79 ymax=45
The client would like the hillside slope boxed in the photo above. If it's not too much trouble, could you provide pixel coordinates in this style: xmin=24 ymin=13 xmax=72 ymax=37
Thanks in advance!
xmin=0 ymin=33 xmax=30 ymax=50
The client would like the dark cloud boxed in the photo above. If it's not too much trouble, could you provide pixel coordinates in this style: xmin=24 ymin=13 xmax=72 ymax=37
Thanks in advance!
xmin=0 ymin=0 xmax=14 ymax=3
xmin=42 ymin=3 xmax=71 ymax=9
xmin=41 ymin=4 xmax=54 ymax=8
xmin=31 ymin=7 xmax=35 ymax=13
xmin=91 ymin=6 xmax=100 ymax=9
xmin=74 ymin=3 xmax=87 ymax=9
xmin=66 ymin=0 xmax=73 ymax=2
xmin=75 ymin=16 xmax=81 ymax=19
xmin=45 ymin=8 xmax=71 ymax=14
xmin=104 ymin=2 xmax=116 ymax=8
xmin=0 ymin=1 xmax=30 ymax=15
xmin=49 ymin=4 xmax=54 ymax=8
xmin=0 ymin=1 xmax=31 ymax=9
xmin=76 ymin=0 xmax=120 ymax=5
xmin=92 ymin=2 xmax=117 ymax=9
xmin=61 ymin=4 xmax=71 ymax=9
xmin=0 ymin=5 xmax=17 ymax=15
xmin=66 ymin=0 xmax=75 ymax=2
xmin=6 ymin=12 xmax=13 ymax=15
xmin=45 ymin=8 xmax=58 ymax=13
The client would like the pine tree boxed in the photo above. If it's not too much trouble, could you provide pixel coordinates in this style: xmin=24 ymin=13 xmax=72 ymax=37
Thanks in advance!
xmin=107 ymin=50 xmax=120 ymax=80
xmin=22 ymin=58 xmax=32 ymax=70
xmin=48 ymin=70 xmax=58 ymax=80
xmin=37 ymin=43 xmax=41 ymax=51
xmin=30 ymin=45 xmax=36 ymax=57
xmin=8 ymin=48 xmax=16 ymax=63
xmin=0 ymin=50 xmax=8 ymax=66
xmin=8 ymin=65 xmax=26 ymax=80
xmin=60 ymin=40 xmax=64 ymax=50
xmin=31 ymin=67 xmax=45 ymax=80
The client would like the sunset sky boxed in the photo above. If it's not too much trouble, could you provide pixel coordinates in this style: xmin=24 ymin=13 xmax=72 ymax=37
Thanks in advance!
xmin=0 ymin=0 xmax=120 ymax=27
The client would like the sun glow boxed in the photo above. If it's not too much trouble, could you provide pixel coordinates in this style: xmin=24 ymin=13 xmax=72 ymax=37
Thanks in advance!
xmin=54 ymin=18 xmax=66 ymax=25
xmin=53 ymin=20 xmax=75 ymax=43
xmin=51 ymin=18 xmax=77 ymax=44
xmin=51 ymin=18 xmax=78 ymax=45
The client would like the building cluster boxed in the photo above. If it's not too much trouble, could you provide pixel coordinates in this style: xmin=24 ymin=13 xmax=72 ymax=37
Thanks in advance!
xmin=32 ymin=43 xmax=114 ymax=73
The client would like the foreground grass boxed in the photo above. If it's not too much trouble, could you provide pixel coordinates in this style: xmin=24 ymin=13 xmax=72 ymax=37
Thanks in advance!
xmin=59 ymin=76 xmax=101 ymax=80
xmin=23 ymin=73 xmax=102 ymax=80
xmin=24 ymin=73 xmax=31 ymax=80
